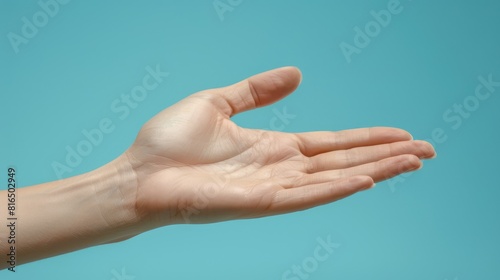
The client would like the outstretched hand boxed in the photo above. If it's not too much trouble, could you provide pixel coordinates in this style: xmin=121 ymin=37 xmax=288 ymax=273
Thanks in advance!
xmin=0 ymin=67 xmax=436 ymax=268
xmin=125 ymin=67 xmax=435 ymax=227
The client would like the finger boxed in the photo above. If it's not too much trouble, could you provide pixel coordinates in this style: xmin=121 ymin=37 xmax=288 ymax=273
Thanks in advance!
xmin=298 ymin=154 xmax=422 ymax=186
xmin=295 ymin=127 xmax=413 ymax=157
xmin=202 ymin=66 xmax=302 ymax=117
xmin=307 ymin=140 xmax=435 ymax=172
xmin=265 ymin=176 xmax=374 ymax=215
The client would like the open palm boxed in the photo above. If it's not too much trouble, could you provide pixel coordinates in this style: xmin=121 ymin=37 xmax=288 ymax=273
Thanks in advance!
xmin=125 ymin=67 xmax=435 ymax=227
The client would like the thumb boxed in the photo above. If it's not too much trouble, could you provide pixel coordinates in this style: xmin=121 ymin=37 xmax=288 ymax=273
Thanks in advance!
xmin=207 ymin=66 xmax=302 ymax=117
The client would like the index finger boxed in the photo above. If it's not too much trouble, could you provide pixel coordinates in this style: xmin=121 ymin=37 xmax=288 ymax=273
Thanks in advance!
xmin=295 ymin=127 xmax=413 ymax=157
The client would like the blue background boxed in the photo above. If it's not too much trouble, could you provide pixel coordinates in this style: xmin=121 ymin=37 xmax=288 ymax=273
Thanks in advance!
xmin=1 ymin=0 xmax=500 ymax=279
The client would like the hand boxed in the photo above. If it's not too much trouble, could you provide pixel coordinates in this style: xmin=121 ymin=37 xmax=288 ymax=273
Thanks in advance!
xmin=125 ymin=67 xmax=436 ymax=227
xmin=0 ymin=67 xmax=436 ymax=268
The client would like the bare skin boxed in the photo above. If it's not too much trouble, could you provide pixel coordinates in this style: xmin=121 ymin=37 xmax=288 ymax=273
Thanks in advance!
xmin=0 ymin=67 xmax=435 ymax=269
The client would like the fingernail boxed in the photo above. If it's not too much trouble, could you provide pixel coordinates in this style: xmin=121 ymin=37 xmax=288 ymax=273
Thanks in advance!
xmin=361 ymin=179 xmax=376 ymax=190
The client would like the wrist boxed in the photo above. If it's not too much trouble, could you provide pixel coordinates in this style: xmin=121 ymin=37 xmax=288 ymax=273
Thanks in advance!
xmin=99 ymin=149 xmax=179 ymax=240
xmin=91 ymin=152 xmax=144 ymax=241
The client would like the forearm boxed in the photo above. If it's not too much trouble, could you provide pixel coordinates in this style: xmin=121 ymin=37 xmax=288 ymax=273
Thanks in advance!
xmin=0 ymin=154 xmax=140 ymax=269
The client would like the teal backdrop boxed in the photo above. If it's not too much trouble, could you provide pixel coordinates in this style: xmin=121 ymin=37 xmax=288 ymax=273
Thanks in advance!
xmin=1 ymin=0 xmax=499 ymax=279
